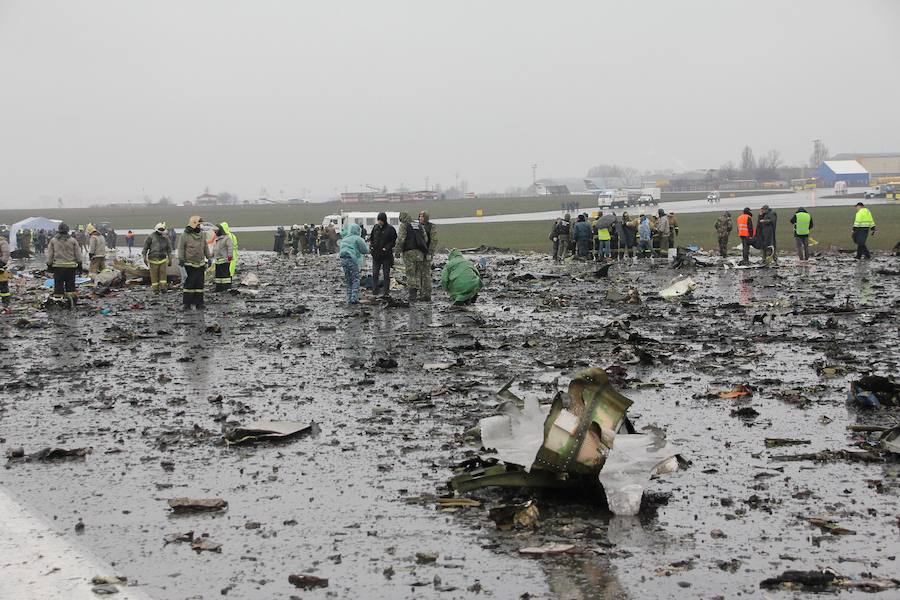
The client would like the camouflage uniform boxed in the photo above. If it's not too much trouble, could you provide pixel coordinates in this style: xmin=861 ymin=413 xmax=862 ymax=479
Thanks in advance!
xmin=715 ymin=212 xmax=732 ymax=258
xmin=396 ymin=212 xmax=430 ymax=302
xmin=419 ymin=212 xmax=438 ymax=300
xmin=553 ymin=214 xmax=572 ymax=261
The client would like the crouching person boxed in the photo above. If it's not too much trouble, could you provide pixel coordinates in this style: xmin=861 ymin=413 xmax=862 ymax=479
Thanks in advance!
xmin=440 ymin=249 xmax=483 ymax=305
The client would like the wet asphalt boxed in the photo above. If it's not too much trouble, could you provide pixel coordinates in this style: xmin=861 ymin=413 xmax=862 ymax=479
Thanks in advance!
xmin=0 ymin=248 xmax=898 ymax=599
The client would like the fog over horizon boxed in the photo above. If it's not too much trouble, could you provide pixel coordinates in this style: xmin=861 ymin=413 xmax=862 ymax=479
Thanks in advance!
xmin=1 ymin=0 xmax=898 ymax=208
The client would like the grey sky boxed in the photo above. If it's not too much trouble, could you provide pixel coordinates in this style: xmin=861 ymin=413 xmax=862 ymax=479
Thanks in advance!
xmin=1 ymin=0 xmax=898 ymax=206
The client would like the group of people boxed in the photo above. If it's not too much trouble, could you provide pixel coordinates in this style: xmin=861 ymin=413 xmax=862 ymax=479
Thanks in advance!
xmin=714 ymin=201 xmax=877 ymax=265
xmin=10 ymin=216 xmax=240 ymax=309
xmin=548 ymin=201 xmax=881 ymax=267
xmin=715 ymin=204 xmax=784 ymax=264
xmin=334 ymin=211 xmax=438 ymax=304
xmin=13 ymin=229 xmax=50 ymax=254
xmin=551 ymin=209 xmax=680 ymax=262
xmin=274 ymin=224 xmax=342 ymax=256
xmin=139 ymin=217 xmax=238 ymax=309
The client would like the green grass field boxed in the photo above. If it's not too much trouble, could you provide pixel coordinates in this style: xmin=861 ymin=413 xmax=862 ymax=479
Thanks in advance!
xmin=439 ymin=205 xmax=898 ymax=254
xmin=0 ymin=190 xmax=786 ymax=231
xmin=226 ymin=204 xmax=898 ymax=253
xmin=0 ymin=197 xmax=578 ymax=229
xmin=2 ymin=201 xmax=894 ymax=254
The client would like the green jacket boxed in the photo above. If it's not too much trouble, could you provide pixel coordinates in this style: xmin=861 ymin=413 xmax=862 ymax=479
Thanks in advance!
xmin=440 ymin=249 xmax=482 ymax=302
xmin=220 ymin=222 xmax=238 ymax=275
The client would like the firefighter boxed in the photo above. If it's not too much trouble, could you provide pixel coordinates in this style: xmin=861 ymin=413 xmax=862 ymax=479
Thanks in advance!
xmin=46 ymin=223 xmax=83 ymax=307
xmin=178 ymin=216 xmax=211 ymax=309
xmin=142 ymin=223 xmax=172 ymax=294
xmin=212 ymin=223 xmax=235 ymax=291
xmin=87 ymin=225 xmax=107 ymax=274
xmin=0 ymin=233 xmax=11 ymax=306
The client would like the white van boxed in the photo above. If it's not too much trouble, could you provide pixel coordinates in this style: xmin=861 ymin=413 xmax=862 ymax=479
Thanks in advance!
xmin=322 ymin=212 xmax=401 ymax=232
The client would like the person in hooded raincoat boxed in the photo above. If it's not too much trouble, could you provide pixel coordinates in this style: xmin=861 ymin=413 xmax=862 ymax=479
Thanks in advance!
xmin=213 ymin=223 xmax=235 ymax=291
xmin=338 ymin=223 xmax=369 ymax=304
xmin=572 ymin=214 xmax=592 ymax=259
xmin=219 ymin=222 xmax=238 ymax=276
xmin=441 ymin=249 xmax=482 ymax=304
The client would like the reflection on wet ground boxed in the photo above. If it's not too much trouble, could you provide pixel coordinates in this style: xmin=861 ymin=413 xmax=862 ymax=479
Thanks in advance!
xmin=0 ymin=250 xmax=897 ymax=599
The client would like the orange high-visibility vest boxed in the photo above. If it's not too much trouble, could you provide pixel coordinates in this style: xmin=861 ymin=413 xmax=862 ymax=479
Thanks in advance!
xmin=736 ymin=214 xmax=753 ymax=237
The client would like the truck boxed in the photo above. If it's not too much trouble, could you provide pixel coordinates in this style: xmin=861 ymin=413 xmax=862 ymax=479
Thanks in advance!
xmin=597 ymin=190 xmax=630 ymax=209
xmin=637 ymin=187 xmax=661 ymax=206
xmin=598 ymin=187 xmax=660 ymax=209
xmin=864 ymin=183 xmax=898 ymax=199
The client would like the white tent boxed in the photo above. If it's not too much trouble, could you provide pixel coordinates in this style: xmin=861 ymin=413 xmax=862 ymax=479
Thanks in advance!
xmin=9 ymin=217 xmax=62 ymax=251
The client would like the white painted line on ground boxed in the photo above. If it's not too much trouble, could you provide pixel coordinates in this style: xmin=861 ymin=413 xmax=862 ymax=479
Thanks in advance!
xmin=0 ymin=487 xmax=155 ymax=600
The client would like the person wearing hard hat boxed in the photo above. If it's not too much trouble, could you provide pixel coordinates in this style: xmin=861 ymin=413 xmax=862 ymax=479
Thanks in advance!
xmin=87 ymin=224 xmax=107 ymax=274
xmin=0 ymin=232 xmax=11 ymax=307
xmin=46 ymin=222 xmax=83 ymax=307
xmin=212 ymin=223 xmax=234 ymax=291
xmin=178 ymin=216 xmax=210 ymax=309
xmin=143 ymin=223 xmax=173 ymax=294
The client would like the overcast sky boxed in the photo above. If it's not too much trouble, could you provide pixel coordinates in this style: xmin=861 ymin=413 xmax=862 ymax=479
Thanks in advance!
xmin=1 ymin=0 xmax=898 ymax=206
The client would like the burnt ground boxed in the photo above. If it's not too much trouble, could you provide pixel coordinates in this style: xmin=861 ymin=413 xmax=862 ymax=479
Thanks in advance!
xmin=0 ymin=249 xmax=898 ymax=599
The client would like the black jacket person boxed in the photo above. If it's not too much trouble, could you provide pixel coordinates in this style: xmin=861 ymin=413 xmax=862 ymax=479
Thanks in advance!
xmin=369 ymin=212 xmax=397 ymax=297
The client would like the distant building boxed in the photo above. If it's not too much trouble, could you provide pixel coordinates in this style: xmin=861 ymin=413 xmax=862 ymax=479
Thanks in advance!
xmin=195 ymin=191 xmax=219 ymax=206
xmin=340 ymin=190 xmax=438 ymax=203
xmin=817 ymin=160 xmax=869 ymax=187
xmin=830 ymin=153 xmax=900 ymax=178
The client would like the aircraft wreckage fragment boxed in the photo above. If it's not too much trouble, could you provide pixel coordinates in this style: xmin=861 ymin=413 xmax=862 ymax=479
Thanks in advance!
xmin=450 ymin=367 xmax=681 ymax=515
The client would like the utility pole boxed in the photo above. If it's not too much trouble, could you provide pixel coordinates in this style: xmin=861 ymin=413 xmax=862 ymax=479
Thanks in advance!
xmin=531 ymin=164 xmax=537 ymax=186
xmin=425 ymin=176 xmax=429 ymax=191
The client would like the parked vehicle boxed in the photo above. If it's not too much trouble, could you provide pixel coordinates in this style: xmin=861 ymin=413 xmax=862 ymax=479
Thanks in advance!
xmin=598 ymin=187 xmax=659 ymax=209
xmin=597 ymin=190 xmax=630 ymax=209
xmin=706 ymin=192 xmax=720 ymax=203
xmin=864 ymin=184 xmax=898 ymax=199
xmin=322 ymin=212 xmax=401 ymax=231
xmin=833 ymin=181 xmax=848 ymax=195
